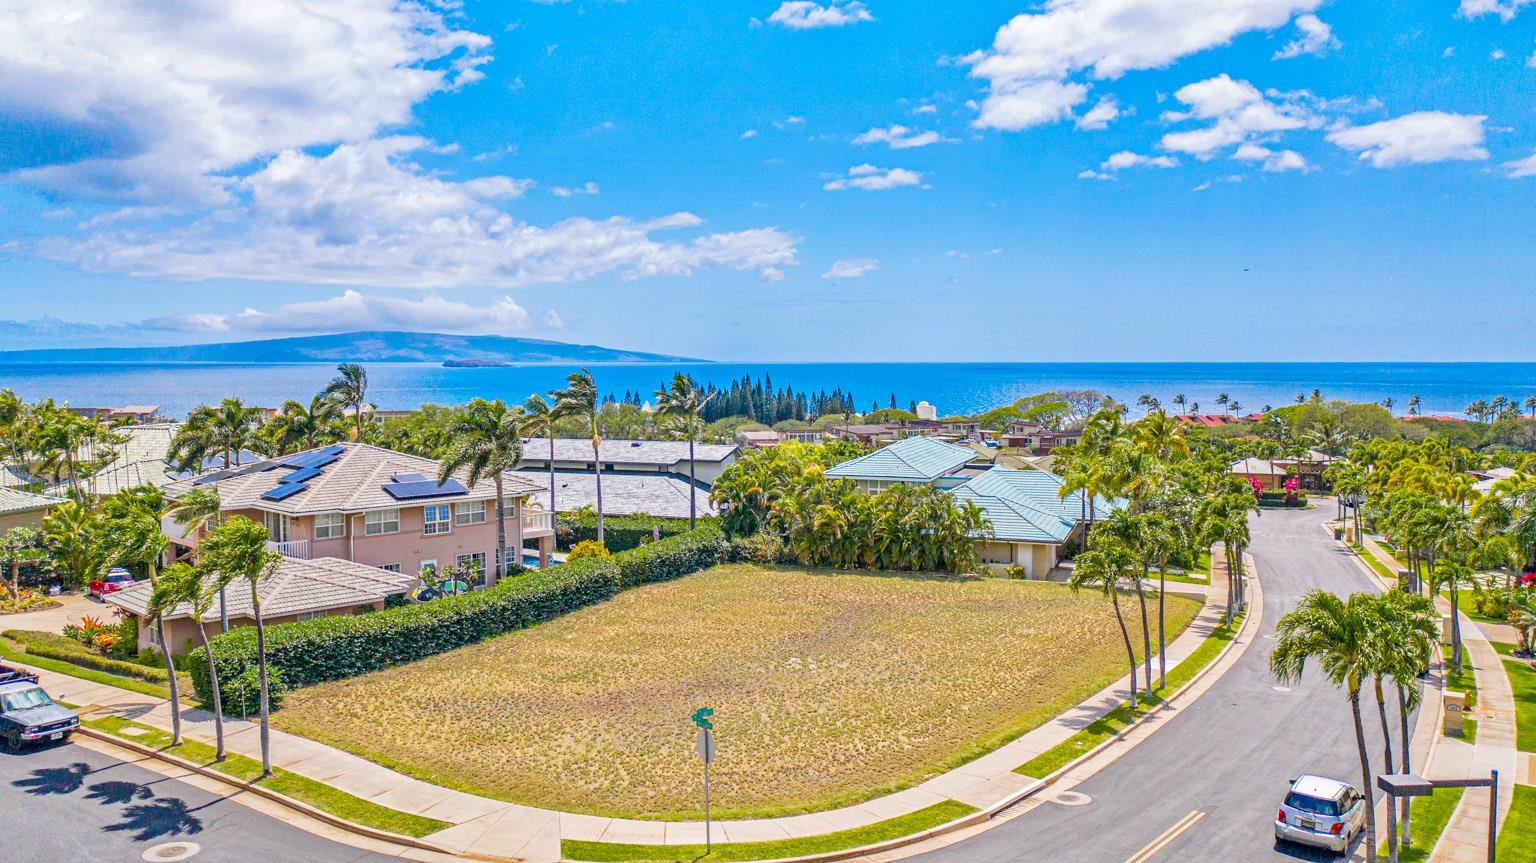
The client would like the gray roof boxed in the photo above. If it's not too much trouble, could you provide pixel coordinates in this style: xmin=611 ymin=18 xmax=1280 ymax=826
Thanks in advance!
xmin=520 ymin=438 xmax=739 ymax=469
xmin=514 ymin=470 xmax=717 ymax=519
xmin=42 ymin=423 xmax=180 ymax=497
xmin=1230 ymin=456 xmax=1286 ymax=476
xmin=826 ymin=436 xmax=976 ymax=483
xmin=0 ymin=487 xmax=65 ymax=516
xmin=164 ymin=443 xmax=541 ymax=516
xmin=105 ymin=556 xmax=416 ymax=622
xmin=949 ymin=468 xmax=1116 ymax=543
xmin=0 ymin=465 xmax=38 ymax=489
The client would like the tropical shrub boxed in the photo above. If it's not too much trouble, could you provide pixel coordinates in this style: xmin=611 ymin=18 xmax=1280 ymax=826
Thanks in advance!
xmin=558 ymin=512 xmax=711 ymax=552
xmin=566 ymin=539 xmax=612 ymax=562
xmin=724 ymin=531 xmax=788 ymax=565
xmin=221 ymin=665 xmax=287 ymax=715
xmin=0 ymin=588 xmax=54 ymax=614
xmin=611 ymin=528 xmax=726 ymax=588
xmin=3 ymin=629 xmax=170 ymax=682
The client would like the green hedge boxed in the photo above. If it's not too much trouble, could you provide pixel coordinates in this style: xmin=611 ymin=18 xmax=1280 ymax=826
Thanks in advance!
xmin=2 ymin=629 xmax=171 ymax=683
xmin=558 ymin=513 xmax=716 ymax=552
xmin=190 ymin=527 xmax=726 ymax=705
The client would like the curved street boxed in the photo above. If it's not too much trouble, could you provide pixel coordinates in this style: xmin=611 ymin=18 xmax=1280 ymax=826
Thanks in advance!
xmin=906 ymin=503 xmax=1395 ymax=863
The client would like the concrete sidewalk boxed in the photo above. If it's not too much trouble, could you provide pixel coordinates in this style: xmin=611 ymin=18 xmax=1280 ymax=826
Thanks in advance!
xmin=13 ymin=567 xmax=1235 ymax=862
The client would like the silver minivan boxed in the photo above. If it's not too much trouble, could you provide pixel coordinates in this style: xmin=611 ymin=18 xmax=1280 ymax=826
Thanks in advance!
xmin=1273 ymin=774 xmax=1366 ymax=854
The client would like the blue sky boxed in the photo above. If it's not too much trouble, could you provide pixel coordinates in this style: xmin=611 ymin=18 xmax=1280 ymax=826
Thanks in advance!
xmin=1 ymin=0 xmax=1534 ymax=362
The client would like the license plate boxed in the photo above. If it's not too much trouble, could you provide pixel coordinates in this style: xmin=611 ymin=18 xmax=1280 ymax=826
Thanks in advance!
xmin=1300 ymin=819 xmax=1315 ymax=830
xmin=49 ymin=732 xmax=61 ymax=741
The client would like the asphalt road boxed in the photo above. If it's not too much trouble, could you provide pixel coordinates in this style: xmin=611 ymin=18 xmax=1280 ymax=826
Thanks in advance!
xmin=908 ymin=503 xmax=1394 ymax=863
xmin=0 ymin=738 xmax=400 ymax=863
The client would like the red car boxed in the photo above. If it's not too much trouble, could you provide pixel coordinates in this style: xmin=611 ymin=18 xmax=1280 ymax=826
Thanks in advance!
xmin=88 ymin=568 xmax=136 ymax=598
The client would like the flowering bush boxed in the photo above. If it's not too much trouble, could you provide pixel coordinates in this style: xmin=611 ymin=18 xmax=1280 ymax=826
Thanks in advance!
xmin=1248 ymin=477 xmax=1265 ymax=498
xmin=1283 ymin=475 xmax=1301 ymax=504
xmin=566 ymin=539 xmax=612 ymax=562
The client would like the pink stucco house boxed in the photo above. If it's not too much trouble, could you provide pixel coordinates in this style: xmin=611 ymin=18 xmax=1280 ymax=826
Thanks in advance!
xmin=161 ymin=443 xmax=553 ymax=583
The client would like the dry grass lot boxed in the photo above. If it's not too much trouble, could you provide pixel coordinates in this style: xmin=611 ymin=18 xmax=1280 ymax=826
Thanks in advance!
xmin=275 ymin=564 xmax=1199 ymax=819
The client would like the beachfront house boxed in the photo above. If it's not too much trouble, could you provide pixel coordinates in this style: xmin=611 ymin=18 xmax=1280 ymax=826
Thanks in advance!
xmin=161 ymin=443 xmax=553 ymax=580
xmin=105 ymin=557 xmax=416 ymax=655
xmin=950 ymin=468 xmax=1116 ymax=578
xmin=825 ymin=436 xmax=979 ymax=492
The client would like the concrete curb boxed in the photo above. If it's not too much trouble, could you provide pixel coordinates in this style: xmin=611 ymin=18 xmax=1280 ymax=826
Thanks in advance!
xmin=75 ymin=725 xmax=514 ymax=863
xmin=638 ymin=559 xmax=1263 ymax=863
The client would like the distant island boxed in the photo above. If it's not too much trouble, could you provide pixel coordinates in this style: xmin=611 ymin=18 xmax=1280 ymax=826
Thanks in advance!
xmin=0 ymin=331 xmax=705 ymax=365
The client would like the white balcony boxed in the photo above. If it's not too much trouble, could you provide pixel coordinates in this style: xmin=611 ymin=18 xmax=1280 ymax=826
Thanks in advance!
xmin=266 ymin=539 xmax=312 ymax=559
xmin=521 ymin=510 xmax=554 ymax=537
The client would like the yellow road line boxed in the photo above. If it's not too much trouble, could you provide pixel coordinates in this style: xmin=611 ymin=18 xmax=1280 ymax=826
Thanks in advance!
xmin=1124 ymin=810 xmax=1206 ymax=863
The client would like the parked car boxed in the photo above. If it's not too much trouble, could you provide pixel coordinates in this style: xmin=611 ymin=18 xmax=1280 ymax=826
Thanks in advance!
xmin=0 ymin=676 xmax=79 ymax=752
xmin=1274 ymin=774 xmax=1366 ymax=854
xmin=88 ymin=567 xmax=135 ymax=598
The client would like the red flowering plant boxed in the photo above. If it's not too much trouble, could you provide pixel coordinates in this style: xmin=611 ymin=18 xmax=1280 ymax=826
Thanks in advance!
xmin=1283 ymin=475 xmax=1301 ymax=504
xmin=1249 ymin=476 xmax=1265 ymax=498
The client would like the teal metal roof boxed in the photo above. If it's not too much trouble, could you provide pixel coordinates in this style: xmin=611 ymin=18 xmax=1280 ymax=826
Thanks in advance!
xmin=825 ymin=436 xmax=977 ymax=483
xmin=949 ymin=468 xmax=1119 ymax=544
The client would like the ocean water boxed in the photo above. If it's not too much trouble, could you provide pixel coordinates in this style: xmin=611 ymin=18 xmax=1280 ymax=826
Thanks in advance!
xmin=0 ymin=361 xmax=1531 ymax=420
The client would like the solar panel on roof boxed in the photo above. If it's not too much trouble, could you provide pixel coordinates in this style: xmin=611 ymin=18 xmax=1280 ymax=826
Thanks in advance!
xmin=321 ymin=444 xmax=347 ymax=455
xmin=391 ymin=472 xmax=427 ymax=483
xmin=281 ymin=466 xmax=323 ymax=484
xmin=261 ymin=482 xmax=308 ymax=501
xmin=382 ymin=479 xmax=468 ymax=500
xmin=281 ymin=450 xmax=341 ymax=470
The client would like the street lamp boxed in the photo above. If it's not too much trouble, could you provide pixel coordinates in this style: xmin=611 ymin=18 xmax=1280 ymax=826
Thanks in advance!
xmin=1377 ymin=772 xmax=1499 ymax=863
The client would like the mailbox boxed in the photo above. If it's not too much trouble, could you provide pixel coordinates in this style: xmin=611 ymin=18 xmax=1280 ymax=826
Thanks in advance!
xmin=1443 ymin=690 xmax=1467 ymax=736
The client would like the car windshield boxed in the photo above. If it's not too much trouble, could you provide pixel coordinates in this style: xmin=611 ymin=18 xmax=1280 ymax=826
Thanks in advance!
xmin=106 ymin=574 xmax=132 ymax=583
xmin=1285 ymin=792 xmax=1341 ymax=817
xmin=2 ymin=687 xmax=53 ymax=711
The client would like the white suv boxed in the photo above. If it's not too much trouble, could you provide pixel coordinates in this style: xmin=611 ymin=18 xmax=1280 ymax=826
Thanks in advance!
xmin=1274 ymin=774 xmax=1366 ymax=854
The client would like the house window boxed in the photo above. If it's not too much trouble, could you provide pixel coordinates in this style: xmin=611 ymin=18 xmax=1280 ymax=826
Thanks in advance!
xmin=456 ymin=552 xmax=487 ymax=584
xmin=297 ymin=609 xmax=330 ymax=622
xmin=364 ymin=509 xmax=400 ymax=536
xmin=264 ymin=511 xmax=291 ymax=543
xmin=146 ymin=623 xmax=160 ymax=648
xmin=455 ymin=501 xmax=486 ymax=526
xmin=314 ymin=512 xmax=345 ymax=540
xmin=423 ymin=504 xmax=452 ymax=535
xmin=379 ymin=563 xmax=402 ymax=573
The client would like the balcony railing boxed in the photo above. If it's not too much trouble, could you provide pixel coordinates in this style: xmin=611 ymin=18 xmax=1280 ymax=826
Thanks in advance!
xmin=522 ymin=510 xmax=554 ymax=536
xmin=267 ymin=539 xmax=312 ymax=560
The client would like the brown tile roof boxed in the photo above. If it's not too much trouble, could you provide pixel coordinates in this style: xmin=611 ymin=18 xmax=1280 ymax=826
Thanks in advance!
xmin=105 ymin=556 xmax=416 ymax=622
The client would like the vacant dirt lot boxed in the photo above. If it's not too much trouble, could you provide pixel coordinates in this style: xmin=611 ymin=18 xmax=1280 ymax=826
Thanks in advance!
xmin=275 ymin=565 xmax=1199 ymax=819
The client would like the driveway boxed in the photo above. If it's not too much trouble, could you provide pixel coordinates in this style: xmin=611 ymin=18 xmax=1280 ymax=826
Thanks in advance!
xmin=3 ymin=591 xmax=100 ymax=634
xmin=903 ymin=504 xmax=1393 ymax=863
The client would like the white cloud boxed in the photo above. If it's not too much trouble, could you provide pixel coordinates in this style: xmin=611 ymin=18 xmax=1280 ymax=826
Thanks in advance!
xmin=852 ymin=125 xmax=945 ymax=148
xmin=551 ymin=181 xmax=600 ymax=197
xmin=967 ymin=0 xmax=1320 ymax=131
xmin=823 ymin=164 xmax=924 ymax=191
xmin=1273 ymin=14 xmax=1339 ymax=59
xmin=1502 ymin=150 xmax=1536 ymax=178
xmin=34 ymin=137 xmax=798 ymax=288
xmin=767 ymin=1 xmax=874 ymax=29
xmin=147 ymin=290 xmax=533 ymax=335
xmin=741 ymin=129 xmax=760 ymax=139
xmin=1076 ymin=96 xmax=1121 ymax=130
xmin=544 ymin=309 xmax=567 ymax=329
xmin=1106 ymin=151 xmax=1179 ymax=169
xmin=1443 ymin=46 xmax=1457 ymax=58
xmin=0 ymin=0 xmax=491 ymax=205
xmin=1529 ymin=46 xmax=1536 ymax=67
xmin=912 ymin=104 xmax=939 ymax=115
xmin=1232 ymin=143 xmax=1310 ymax=171
xmin=1491 ymin=48 xmax=1507 ymax=60
xmin=821 ymin=258 xmax=880 ymax=279
xmin=1326 ymin=112 xmax=1489 ymax=167
xmin=1158 ymin=74 xmax=1317 ymax=159
xmin=1457 ymin=0 xmax=1534 ymax=22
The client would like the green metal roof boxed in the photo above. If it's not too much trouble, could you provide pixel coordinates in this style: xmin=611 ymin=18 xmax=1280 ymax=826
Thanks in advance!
xmin=825 ymin=436 xmax=977 ymax=483
xmin=949 ymin=468 xmax=1119 ymax=544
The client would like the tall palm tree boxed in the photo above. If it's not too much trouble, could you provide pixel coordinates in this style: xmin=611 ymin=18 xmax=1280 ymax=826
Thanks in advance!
xmin=170 ymin=398 xmax=263 ymax=471
xmin=1374 ymin=590 xmax=1436 ymax=854
xmin=439 ymin=399 xmax=524 ymax=585
xmin=553 ymin=369 xmax=605 ymax=544
xmin=1525 ymin=396 xmax=1536 ymax=419
xmin=654 ymin=373 xmax=717 ymax=529
xmin=522 ymin=394 xmax=559 ymax=516
xmin=167 ymin=487 xmax=228 ymax=629
xmin=1271 ymin=590 xmax=1380 ymax=859
xmin=323 ymin=363 xmax=371 ymax=443
xmin=1070 ymin=545 xmax=1143 ymax=709
xmin=1408 ymin=395 xmax=1422 ymax=417
xmin=156 ymin=560 xmax=233 ymax=760
xmin=1215 ymin=392 xmax=1229 ymax=412
xmin=1170 ymin=393 xmax=1186 ymax=416
xmin=102 ymin=492 xmax=181 ymax=745
xmin=199 ymin=516 xmax=282 ymax=777
xmin=267 ymin=395 xmax=342 ymax=453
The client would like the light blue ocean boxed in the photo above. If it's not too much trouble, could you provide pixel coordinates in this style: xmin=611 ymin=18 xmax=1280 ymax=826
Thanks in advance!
xmin=0 ymin=361 xmax=1530 ymax=420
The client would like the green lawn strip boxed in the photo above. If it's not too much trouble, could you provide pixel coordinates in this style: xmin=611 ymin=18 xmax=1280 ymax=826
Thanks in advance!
xmin=1442 ymin=644 xmax=1478 ymax=711
xmin=1453 ymin=718 xmax=1478 ymax=746
xmin=1348 ymin=542 xmax=1400 ymax=584
xmin=1497 ymin=786 xmax=1536 ymax=863
xmin=0 ymin=634 xmax=177 ymax=701
xmin=85 ymin=714 xmax=450 ymax=838
xmin=1492 ymin=642 xmax=1536 ymax=753
xmin=1378 ymin=786 xmax=1465 ymax=863
xmin=1160 ymin=572 xmax=1210 ymax=587
xmin=562 ymin=800 xmax=977 ymax=863
xmin=1015 ymin=611 xmax=1244 ymax=779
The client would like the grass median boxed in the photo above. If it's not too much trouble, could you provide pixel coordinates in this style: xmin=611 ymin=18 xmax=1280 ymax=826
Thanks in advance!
xmin=1497 ymin=786 xmax=1536 ymax=863
xmin=1379 ymin=786 xmax=1465 ymax=863
xmin=1443 ymin=644 xmax=1479 ymax=745
xmin=1492 ymin=642 xmax=1535 ymax=752
xmin=1015 ymin=609 xmax=1244 ymax=779
xmin=1 ymin=634 xmax=178 ymax=701
xmin=562 ymin=800 xmax=977 ymax=863
xmin=85 ymin=714 xmax=450 ymax=838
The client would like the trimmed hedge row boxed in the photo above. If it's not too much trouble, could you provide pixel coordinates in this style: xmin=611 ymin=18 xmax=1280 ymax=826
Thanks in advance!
xmin=190 ymin=527 xmax=726 ymax=705
xmin=558 ymin=513 xmax=717 ymax=552
xmin=2 ymin=629 xmax=171 ymax=683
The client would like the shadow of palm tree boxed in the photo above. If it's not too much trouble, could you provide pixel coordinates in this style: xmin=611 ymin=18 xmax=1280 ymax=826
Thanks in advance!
xmin=103 ymin=797 xmax=204 ymax=842
xmin=85 ymin=780 xmax=154 ymax=805
xmin=11 ymin=762 xmax=91 ymax=795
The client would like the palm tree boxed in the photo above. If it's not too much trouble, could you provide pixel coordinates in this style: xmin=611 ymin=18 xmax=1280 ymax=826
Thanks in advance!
xmin=199 ymin=517 xmax=282 ymax=777
xmin=1381 ymin=397 xmax=1395 ymax=413
xmin=40 ymin=501 xmax=109 ymax=590
xmin=1215 ymin=392 xmax=1229 ymax=412
xmin=1295 ymin=392 xmax=1306 ymax=404
xmin=167 ymin=487 xmax=228 ymax=629
xmin=522 ymin=394 xmax=559 ymax=516
xmin=0 ymin=527 xmax=48 ymax=611
xmin=1525 ymin=396 xmax=1536 ymax=419
xmin=267 ymin=395 xmax=342 ymax=453
xmin=1270 ymin=590 xmax=1380 ymax=859
xmin=1171 ymin=393 xmax=1186 ymax=416
xmin=1374 ymin=590 xmax=1436 ymax=853
xmin=102 ymin=493 xmax=181 ymax=745
xmin=1408 ymin=395 xmax=1422 ymax=417
xmin=170 ymin=398 xmax=263 ymax=471
xmin=654 ymin=373 xmax=717 ymax=529
xmin=1070 ymin=545 xmax=1143 ymax=708
xmin=1228 ymin=400 xmax=1243 ymax=416
xmin=157 ymin=560 xmax=232 ymax=759
xmin=553 ymin=369 xmax=605 ymax=544
xmin=323 ymin=363 xmax=371 ymax=442
xmin=439 ymin=399 xmax=524 ymax=585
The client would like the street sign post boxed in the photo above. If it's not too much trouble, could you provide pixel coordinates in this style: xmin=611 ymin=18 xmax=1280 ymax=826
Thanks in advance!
xmin=692 ymin=708 xmax=715 ymax=853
